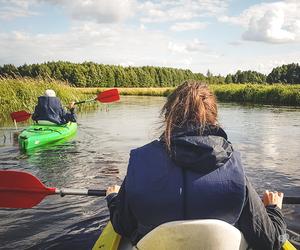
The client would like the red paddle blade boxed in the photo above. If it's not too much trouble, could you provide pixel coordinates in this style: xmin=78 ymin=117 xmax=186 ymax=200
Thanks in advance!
xmin=0 ymin=170 xmax=56 ymax=209
xmin=10 ymin=110 xmax=31 ymax=122
xmin=97 ymin=89 xmax=120 ymax=103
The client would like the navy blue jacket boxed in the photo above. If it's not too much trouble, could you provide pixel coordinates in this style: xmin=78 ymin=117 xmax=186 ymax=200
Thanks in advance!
xmin=107 ymin=126 xmax=286 ymax=249
xmin=32 ymin=96 xmax=76 ymax=125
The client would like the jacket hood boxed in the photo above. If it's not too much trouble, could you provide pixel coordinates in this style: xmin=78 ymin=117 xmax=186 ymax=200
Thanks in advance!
xmin=38 ymin=96 xmax=61 ymax=106
xmin=164 ymin=125 xmax=233 ymax=174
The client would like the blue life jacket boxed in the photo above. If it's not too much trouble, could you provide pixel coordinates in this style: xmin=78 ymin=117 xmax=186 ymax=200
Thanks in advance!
xmin=32 ymin=96 xmax=76 ymax=125
xmin=125 ymin=126 xmax=246 ymax=236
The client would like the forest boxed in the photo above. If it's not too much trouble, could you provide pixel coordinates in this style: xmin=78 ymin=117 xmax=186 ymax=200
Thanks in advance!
xmin=0 ymin=62 xmax=299 ymax=87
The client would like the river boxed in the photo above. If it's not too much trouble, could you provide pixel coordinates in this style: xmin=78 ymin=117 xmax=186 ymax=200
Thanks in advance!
xmin=0 ymin=96 xmax=299 ymax=249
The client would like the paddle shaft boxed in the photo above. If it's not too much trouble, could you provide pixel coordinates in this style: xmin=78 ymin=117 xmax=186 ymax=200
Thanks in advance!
xmin=55 ymin=188 xmax=106 ymax=197
xmin=57 ymin=188 xmax=300 ymax=204
xmin=283 ymin=196 xmax=300 ymax=205
xmin=4 ymin=187 xmax=299 ymax=202
xmin=74 ymin=98 xmax=96 ymax=105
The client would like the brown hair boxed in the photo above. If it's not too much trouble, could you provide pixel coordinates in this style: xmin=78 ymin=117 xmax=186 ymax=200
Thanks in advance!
xmin=161 ymin=80 xmax=218 ymax=151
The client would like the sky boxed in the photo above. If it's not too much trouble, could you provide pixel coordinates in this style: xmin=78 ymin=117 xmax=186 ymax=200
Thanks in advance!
xmin=0 ymin=0 xmax=300 ymax=76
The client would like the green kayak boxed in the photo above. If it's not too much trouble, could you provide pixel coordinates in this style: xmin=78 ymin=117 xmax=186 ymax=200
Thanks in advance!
xmin=18 ymin=122 xmax=77 ymax=151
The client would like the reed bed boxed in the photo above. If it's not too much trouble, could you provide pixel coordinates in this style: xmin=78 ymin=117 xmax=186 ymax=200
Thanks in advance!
xmin=1 ymin=79 xmax=299 ymax=124
xmin=78 ymin=84 xmax=300 ymax=106
xmin=0 ymin=78 xmax=94 ymax=123
xmin=77 ymin=87 xmax=174 ymax=96
xmin=211 ymin=84 xmax=300 ymax=106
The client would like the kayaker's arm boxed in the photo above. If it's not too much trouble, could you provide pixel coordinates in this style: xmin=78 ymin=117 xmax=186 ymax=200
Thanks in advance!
xmin=237 ymin=178 xmax=287 ymax=250
xmin=106 ymin=178 xmax=139 ymax=243
xmin=60 ymin=101 xmax=77 ymax=123
xmin=64 ymin=112 xmax=77 ymax=123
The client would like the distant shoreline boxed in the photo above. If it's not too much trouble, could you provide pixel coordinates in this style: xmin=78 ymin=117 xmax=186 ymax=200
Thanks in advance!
xmin=1 ymin=78 xmax=299 ymax=123
xmin=77 ymin=85 xmax=300 ymax=106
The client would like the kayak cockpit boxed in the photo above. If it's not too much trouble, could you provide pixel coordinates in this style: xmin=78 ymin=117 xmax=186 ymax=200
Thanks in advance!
xmin=93 ymin=219 xmax=248 ymax=250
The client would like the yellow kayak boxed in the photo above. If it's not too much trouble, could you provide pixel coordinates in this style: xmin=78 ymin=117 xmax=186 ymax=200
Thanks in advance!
xmin=93 ymin=219 xmax=297 ymax=250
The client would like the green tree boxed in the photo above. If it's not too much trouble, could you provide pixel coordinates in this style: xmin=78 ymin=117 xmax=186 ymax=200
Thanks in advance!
xmin=225 ymin=74 xmax=233 ymax=84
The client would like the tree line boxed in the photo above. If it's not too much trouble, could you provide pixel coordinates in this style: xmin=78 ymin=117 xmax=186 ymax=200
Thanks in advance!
xmin=0 ymin=61 xmax=208 ymax=87
xmin=225 ymin=63 xmax=300 ymax=84
xmin=0 ymin=61 xmax=299 ymax=86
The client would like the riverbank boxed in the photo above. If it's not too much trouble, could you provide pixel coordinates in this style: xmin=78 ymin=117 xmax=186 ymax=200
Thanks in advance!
xmin=78 ymin=84 xmax=300 ymax=106
xmin=1 ymin=78 xmax=300 ymax=123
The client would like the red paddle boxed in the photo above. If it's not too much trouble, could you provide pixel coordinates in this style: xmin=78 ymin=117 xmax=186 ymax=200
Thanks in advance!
xmin=10 ymin=110 xmax=32 ymax=123
xmin=0 ymin=170 xmax=300 ymax=209
xmin=10 ymin=89 xmax=120 ymax=123
xmin=74 ymin=88 xmax=120 ymax=104
xmin=0 ymin=170 xmax=106 ymax=209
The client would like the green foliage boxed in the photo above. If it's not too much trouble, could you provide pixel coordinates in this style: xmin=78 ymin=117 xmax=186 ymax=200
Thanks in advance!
xmin=225 ymin=70 xmax=266 ymax=84
xmin=267 ymin=63 xmax=300 ymax=84
xmin=0 ymin=61 xmax=207 ymax=87
xmin=211 ymin=84 xmax=300 ymax=106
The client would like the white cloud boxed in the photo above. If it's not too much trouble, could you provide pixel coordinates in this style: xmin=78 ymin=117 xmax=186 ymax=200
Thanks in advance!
xmin=168 ymin=39 xmax=217 ymax=57
xmin=0 ymin=0 xmax=137 ymax=23
xmin=61 ymin=0 xmax=137 ymax=23
xmin=220 ymin=1 xmax=300 ymax=43
xmin=2 ymin=24 xmax=299 ymax=76
xmin=0 ymin=23 xmax=167 ymax=66
xmin=170 ymin=22 xmax=207 ymax=31
xmin=0 ymin=22 xmax=223 ymax=74
xmin=186 ymin=39 xmax=206 ymax=52
xmin=1 ymin=0 xmax=299 ymax=76
xmin=168 ymin=39 xmax=207 ymax=53
xmin=139 ymin=0 xmax=229 ymax=23
xmin=168 ymin=42 xmax=186 ymax=53
xmin=0 ymin=0 xmax=38 ymax=20
xmin=228 ymin=41 xmax=243 ymax=46
xmin=1 ymin=0 xmax=228 ymax=27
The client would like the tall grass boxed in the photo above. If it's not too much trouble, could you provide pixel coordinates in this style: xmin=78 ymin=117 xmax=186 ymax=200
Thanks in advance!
xmin=0 ymin=78 xmax=94 ymax=123
xmin=211 ymin=84 xmax=300 ymax=106
xmin=1 ymin=79 xmax=299 ymax=124
xmin=79 ymin=84 xmax=300 ymax=106
xmin=77 ymin=87 xmax=174 ymax=96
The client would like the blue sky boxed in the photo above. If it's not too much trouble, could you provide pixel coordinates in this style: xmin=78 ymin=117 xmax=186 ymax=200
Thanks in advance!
xmin=0 ymin=0 xmax=299 ymax=75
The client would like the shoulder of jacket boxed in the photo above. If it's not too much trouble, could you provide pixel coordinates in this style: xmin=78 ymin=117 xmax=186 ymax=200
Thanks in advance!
xmin=130 ymin=140 xmax=161 ymax=155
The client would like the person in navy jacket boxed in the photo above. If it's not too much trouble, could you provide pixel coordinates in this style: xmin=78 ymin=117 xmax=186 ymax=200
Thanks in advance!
xmin=106 ymin=81 xmax=286 ymax=250
xmin=32 ymin=89 xmax=76 ymax=125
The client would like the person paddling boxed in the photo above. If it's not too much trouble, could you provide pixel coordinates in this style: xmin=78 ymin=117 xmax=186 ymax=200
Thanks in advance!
xmin=32 ymin=89 xmax=76 ymax=125
xmin=106 ymin=80 xmax=286 ymax=250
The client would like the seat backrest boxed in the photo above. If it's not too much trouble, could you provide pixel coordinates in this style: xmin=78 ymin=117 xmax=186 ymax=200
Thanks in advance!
xmin=135 ymin=219 xmax=248 ymax=250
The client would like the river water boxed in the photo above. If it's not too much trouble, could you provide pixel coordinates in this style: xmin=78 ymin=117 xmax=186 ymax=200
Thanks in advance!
xmin=0 ymin=96 xmax=299 ymax=249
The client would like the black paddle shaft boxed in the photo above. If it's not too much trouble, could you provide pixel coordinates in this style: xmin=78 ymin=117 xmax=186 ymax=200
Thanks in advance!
xmin=74 ymin=98 xmax=96 ymax=105
xmin=87 ymin=189 xmax=106 ymax=196
xmin=283 ymin=196 xmax=300 ymax=204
